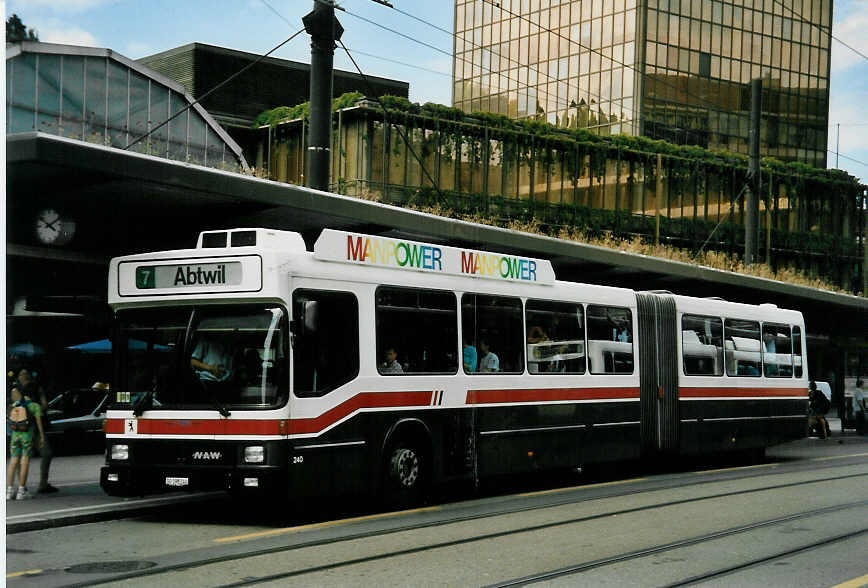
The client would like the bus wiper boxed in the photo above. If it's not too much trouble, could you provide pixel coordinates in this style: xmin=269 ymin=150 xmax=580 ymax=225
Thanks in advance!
xmin=132 ymin=391 xmax=153 ymax=416
xmin=211 ymin=397 xmax=231 ymax=418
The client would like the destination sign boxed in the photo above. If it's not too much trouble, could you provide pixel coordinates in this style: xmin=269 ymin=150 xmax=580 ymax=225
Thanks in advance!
xmin=135 ymin=262 xmax=242 ymax=289
xmin=117 ymin=256 xmax=262 ymax=296
xmin=313 ymin=229 xmax=555 ymax=284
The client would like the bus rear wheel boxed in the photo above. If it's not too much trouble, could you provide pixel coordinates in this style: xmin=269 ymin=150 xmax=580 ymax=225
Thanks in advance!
xmin=383 ymin=441 xmax=426 ymax=508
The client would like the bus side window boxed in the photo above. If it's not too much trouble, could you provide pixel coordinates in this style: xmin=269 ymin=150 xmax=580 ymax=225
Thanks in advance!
xmin=375 ymin=286 xmax=458 ymax=375
xmin=792 ymin=326 xmax=803 ymax=378
xmin=682 ymin=314 xmax=723 ymax=376
xmin=762 ymin=323 xmax=793 ymax=378
xmin=586 ymin=305 xmax=634 ymax=375
xmin=292 ymin=289 xmax=359 ymax=397
xmin=526 ymin=299 xmax=586 ymax=375
xmin=461 ymin=294 xmax=523 ymax=374
xmin=724 ymin=318 xmax=761 ymax=377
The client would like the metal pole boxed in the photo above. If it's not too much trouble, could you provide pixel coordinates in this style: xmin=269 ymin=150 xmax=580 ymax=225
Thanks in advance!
xmin=836 ymin=123 xmax=840 ymax=168
xmin=655 ymin=153 xmax=662 ymax=246
xmin=304 ymin=1 xmax=343 ymax=191
xmin=745 ymin=78 xmax=761 ymax=265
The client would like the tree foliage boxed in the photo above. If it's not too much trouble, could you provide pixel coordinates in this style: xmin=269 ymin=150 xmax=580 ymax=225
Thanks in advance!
xmin=6 ymin=14 xmax=38 ymax=43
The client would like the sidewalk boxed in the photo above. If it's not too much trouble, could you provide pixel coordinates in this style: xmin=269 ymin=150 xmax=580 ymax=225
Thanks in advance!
xmin=5 ymin=453 xmax=222 ymax=534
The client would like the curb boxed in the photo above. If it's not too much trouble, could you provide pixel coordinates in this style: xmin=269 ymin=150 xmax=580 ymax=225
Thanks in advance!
xmin=6 ymin=491 xmax=225 ymax=534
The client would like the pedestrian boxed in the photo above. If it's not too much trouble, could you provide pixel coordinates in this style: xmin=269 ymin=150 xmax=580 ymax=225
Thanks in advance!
xmin=855 ymin=379 xmax=867 ymax=436
xmin=6 ymin=385 xmax=46 ymax=499
xmin=17 ymin=369 xmax=58 ymax=493
xmin=808 ymin=381 xmax=831 ymax=439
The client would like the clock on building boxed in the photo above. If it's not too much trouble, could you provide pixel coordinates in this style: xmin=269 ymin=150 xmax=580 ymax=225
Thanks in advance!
xmin=35 ymin=208 xmax=76 ymax=246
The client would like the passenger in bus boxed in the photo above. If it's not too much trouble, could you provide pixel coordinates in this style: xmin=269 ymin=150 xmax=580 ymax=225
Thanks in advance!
xmin=763 ymin=332 xmax=779 ymax=376
xmin=615 ymin=324 xmax=630 ymax=342
xmin=478 ymin=340 xmax=500 ymax=372
xmin=738 ymin=363 xmax=760 ymax=376
xmin=190 ymin=336 xmax=234 ymax=382
xmin=463 ymin=341 xmax=477 ymax=373
xmin=527 ymin=326 xmax=550 ymax=373
xmin=527 ymin=325 xmax=549 ymax=344
xmin=380 ymin=347 xmax=404 ymax=374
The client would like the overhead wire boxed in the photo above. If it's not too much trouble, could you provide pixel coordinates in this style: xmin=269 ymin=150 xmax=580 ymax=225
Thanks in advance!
xmin=259 ymin=0 xmax=450 ymax=78
xmin=826 ymin=150 xmax=868 ymax=169
xmin=123 ymin=28 xmax=306 ymax=151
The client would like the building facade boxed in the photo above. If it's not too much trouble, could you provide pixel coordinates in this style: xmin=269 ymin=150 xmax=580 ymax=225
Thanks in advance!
xmin=138 ymin=42 xmax=410 ymax=168
xmin=452 ymin=0 xmax=832 ymax=167
xmin=6 ymin=42 xmax=248 ymax=172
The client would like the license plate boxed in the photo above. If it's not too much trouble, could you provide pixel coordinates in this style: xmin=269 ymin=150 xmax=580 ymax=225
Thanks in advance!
xmin=165 ymin=477 xmax=189 ymax=487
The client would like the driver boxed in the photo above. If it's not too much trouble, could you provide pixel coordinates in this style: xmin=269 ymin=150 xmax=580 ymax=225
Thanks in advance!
xmin=190 ymin=335 xmax=235 ymax=382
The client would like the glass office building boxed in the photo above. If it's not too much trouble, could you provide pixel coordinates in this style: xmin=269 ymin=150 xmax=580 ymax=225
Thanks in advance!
xmin=453 ymin=0 xmax=832 ymax=167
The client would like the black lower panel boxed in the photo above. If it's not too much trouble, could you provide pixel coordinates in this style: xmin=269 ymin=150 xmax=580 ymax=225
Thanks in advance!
xmin=474 ymin=401 xmax=640 ymax=476
xmin=679 ymin=398 xmax=807 ymax=455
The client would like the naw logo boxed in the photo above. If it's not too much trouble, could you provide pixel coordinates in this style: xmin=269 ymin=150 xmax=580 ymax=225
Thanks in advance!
xmin=192 ymin=451 xmax=222 ymax=460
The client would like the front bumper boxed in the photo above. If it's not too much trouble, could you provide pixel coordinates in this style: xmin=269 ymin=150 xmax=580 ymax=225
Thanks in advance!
xmin=100 ymin=463 xmax=285 ymax=496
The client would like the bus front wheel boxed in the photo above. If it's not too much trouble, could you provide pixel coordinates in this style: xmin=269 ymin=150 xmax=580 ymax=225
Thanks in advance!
xmin=383 ymin=441 xmax=426 ymax=508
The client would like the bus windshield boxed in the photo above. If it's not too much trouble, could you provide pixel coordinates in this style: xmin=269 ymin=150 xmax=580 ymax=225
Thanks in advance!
xmin=115 ymin=305 xmax=288 ymax=410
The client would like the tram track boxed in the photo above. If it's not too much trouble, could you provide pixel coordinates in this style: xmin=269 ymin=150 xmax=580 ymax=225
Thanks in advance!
xmin=65 ymin=467 xmax=868 ymax=587
xmin=485 ymin=502 xmax=868 ymax=587
xmin=662 ymin=527 xmax=868 ymax=587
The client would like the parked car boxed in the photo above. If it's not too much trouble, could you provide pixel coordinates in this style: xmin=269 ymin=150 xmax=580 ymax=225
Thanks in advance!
xmin=46 ymin=384 xmax=111 ymax=453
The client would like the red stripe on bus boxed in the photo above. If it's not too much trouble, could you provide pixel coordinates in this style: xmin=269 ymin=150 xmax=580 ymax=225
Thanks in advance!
xmin=466 ymin=387 xmax=640 ymax=404
xmin=106 ymin=391 xmax=433 ymax=436
xmin=104 ymin=419 xmax=284 ymax=435
xmin=288 ymin=390 xmax=433 ymax=434
xmin=679 ymin=387 xmax=808 ymax=398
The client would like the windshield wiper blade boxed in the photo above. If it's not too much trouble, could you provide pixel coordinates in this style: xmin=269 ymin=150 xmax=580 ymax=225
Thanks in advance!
xmin=132 ymin=391 xmax=153 ymax=417
xmin=211 ymin=398 xmax=231 ymax=418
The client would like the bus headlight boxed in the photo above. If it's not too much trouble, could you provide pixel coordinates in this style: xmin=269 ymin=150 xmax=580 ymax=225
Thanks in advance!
xmin=111 ymin=444 xmax=129 ymax=460
xmin=244 ymin=446 xmax=265 ymax=463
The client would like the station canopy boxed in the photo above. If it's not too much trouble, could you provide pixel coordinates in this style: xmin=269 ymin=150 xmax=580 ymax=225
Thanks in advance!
xmin=5 ymin=42 xmax=248 ymax=172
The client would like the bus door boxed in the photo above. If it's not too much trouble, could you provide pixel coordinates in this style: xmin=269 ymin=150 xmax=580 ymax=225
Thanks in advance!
xmin=636 ymin=292 xmax=679 ymax=454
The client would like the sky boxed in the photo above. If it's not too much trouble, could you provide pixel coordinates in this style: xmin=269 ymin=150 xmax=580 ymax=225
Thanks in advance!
xmin=6 ymin=0 xmax=868 ymax=182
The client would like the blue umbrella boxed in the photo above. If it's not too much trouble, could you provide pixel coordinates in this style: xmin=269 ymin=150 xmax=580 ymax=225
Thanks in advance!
xmin=7 ymin=342 xmax=46 ymax=357
xmin=66 ymin=339 xmax=169 ymax=354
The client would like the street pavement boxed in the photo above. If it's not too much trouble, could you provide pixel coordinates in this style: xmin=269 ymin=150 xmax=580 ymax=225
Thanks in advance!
xmin=3 ymin=417 xmax=854 ymax=534
xmin=4 ymin=452 xmax=222 ymax=533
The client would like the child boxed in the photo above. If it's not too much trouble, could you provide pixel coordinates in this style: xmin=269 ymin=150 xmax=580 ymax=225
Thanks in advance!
xmin=6 ymin=386 xmax=46 ymax=500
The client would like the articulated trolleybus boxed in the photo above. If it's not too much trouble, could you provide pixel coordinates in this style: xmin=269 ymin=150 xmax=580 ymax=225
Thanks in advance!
xmin=101 ymin=228 xmax=808 ymax=501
